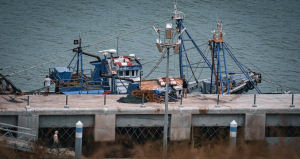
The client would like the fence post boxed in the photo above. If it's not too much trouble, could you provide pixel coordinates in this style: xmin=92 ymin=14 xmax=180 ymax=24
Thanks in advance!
xmin=179 ymin=95 xmax=183 ymax=107
xmin=64 ymin=95 xmax=69 ymax=108
xmin=25 ymin=95 xmax=30 ymax=109
xmin=230 ymin=120 xmax=237 ymax=147
xmin=103 ymin=94 xmax=107 ymax=108
xmin=141 ymin=94 xmax=145 ymax=108
xmin=75 ymin=121 xmax=83 ymax=159
xmin=290 ymin=94 xmax=295 ymax=107
xmin=215 ymin=94 xmax=220 ymax=107
xmin=252 ymin=94 xmax=257 ymax=107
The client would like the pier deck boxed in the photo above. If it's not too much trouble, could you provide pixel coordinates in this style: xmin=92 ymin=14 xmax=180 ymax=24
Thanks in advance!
xmin=0 ymin=94 xmax=299 ymax=111
xmin=0 ymin=94 xmax=299 ymax=145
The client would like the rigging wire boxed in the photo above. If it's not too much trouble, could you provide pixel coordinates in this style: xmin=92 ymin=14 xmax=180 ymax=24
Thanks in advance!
xmin=183 ymin=21 xmax=210 ymax=41
xmin=197 ymin=49 xmax=210 ymax=80
xmin=0 ymin=48 xmax=74 ymax=71
xmin=225 ymin=43 xmax=282 ymax=87
xmin=182 ymin=40 xmax=198 ymax=83
xmin=1 ymin=51 xmax=74 ymax=78
xmin=0 ymin=18 xmax=172 ymax=78
xmin=188 ymin=44 xmax=208 ymax=82
xmin=262 ymin=79 xmax=300 ymax=92
xmin=82 ymin=18 xmax=173 ymax=49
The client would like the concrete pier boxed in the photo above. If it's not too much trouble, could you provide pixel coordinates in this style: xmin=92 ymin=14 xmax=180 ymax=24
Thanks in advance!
xmin=0 ymin=94 xmax=299 ymax=142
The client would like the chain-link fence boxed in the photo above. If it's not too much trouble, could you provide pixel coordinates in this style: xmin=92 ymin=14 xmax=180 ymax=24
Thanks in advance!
xmin=38 ymin=127 xmax=94 ymax=156
xmin=116 ymin=127 xmax=166 ymax=150
xmin=266 ymin=126 xmax=300 ymax=137
xmin=191 ymin=126 xmax=244 ymax=148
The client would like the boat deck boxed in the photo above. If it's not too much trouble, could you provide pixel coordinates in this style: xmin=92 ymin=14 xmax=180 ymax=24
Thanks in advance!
xmin=141 ymin=78 xmax=183 ymax=90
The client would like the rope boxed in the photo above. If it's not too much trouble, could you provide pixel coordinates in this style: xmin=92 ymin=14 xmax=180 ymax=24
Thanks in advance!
xmin=82 ymin=18 xmax=173 ymax=49
xmin=142 ymin=49 xmax=167 ymax=80
xmin=262 ymin=79 xmax=300 ymax=92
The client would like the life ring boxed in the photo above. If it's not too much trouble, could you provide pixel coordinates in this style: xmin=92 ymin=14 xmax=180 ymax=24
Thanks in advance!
xmin=246 ymin=82 xmax=254 ymax=90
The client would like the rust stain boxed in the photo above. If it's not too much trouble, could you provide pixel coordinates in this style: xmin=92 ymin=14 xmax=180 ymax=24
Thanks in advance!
xmin=155 ymin=107 xmax=161 ymax=113
xmin=0 ymin=108 xmax=7 ymax=111
xmin=199 ymin=106 xmax=208 ymax=114
xmin=229 ymin=94 xmax=241 ymax=101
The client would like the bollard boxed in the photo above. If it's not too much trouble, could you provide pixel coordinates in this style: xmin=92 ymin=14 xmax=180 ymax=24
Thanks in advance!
xmin=290 ymin=94 xmax=295 ymax=107
xmin=64 ymin=95 xmax=69 ymax=108
xmin=215 ymin=94 xmax=220 ymax=107
xmin=75 ymin=121 xmax=83 ymax=159
xmin=141 ymin=94 xmax=145 ymax=108
xmin=230 ymin=120 xmax=237 ymax=147
xmin=179 ymin=95 xmax=183 ymax=107
xmin=103 ymin=94 xmax=107 ymax=108
xmin=252 ymin=94 xmax=257 ymax=107
xmin=25 ymin=95 xmax=31 ymax=109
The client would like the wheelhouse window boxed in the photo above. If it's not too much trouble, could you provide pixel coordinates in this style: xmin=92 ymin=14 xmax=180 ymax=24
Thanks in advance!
xmin=125 ymin=70 xmax=130 ymax=77
xmin=118 ymin=71 xmax=123 ymax=77
xmin=136 ymin=70 xmax=139 ymax=76
xmin=131 ymin=70 xmax=135 ymax=76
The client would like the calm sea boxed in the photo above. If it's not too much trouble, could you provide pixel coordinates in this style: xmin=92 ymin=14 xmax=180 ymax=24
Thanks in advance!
xmin=1 ymin=0 xmax=300 ymax=93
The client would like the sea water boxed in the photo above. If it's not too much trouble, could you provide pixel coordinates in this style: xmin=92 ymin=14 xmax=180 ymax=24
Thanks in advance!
xmin=0 ymin=0 xmax=299 ymax=94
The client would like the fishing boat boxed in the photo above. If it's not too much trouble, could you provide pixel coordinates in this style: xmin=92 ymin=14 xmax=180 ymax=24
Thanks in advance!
xmin=49 ymin=39 xmax=142 ymax=94
xmin=48 ymin=2 xmax=262 ymax=95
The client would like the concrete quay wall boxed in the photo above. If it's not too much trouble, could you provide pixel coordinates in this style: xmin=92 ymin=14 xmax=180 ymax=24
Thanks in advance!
xmin=0 ymin=94 xmax=299 ymax=142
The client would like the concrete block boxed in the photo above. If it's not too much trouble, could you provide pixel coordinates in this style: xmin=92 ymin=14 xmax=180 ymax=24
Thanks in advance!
xmin=94 ymin=114 xmax=115 ymax=142
xmin=245 ymin=113 xmax=265 ymax=140
xmin=170 ymin=114 xmax=191 ymax=141
xmin=18 ymin=115 xmax=39 ymax=140
xmin=0 ymin=115 xmax=18 ymax=125
xmin=116 ymin=115 xmax=164 ymax=127
xmin=39 ymin=115 xmax=94 ymax=128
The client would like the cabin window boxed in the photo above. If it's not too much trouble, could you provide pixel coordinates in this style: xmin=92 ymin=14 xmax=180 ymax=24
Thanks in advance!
xmin=125 ymin=71 xmax=130 ymax=76
xmin=131 ymin=70 xmax=135 ymax=76
xmin=118 ymin=71 xmax=123 ymax=77
xmin=136 ymin=70 xmax=139 ymax=76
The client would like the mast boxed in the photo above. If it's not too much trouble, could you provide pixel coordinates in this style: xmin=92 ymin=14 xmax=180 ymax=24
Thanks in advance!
xmin=173 ymin=2 xmax=185 ymax=78
xmin=209 ymin=21 xmax=230 ymax=94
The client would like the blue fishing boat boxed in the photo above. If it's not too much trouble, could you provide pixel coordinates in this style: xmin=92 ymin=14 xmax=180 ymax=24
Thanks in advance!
xmin=48 ymin=2 xmax=262 ymax=95
xmin=49 ymin=37 xmax=142 ymax=95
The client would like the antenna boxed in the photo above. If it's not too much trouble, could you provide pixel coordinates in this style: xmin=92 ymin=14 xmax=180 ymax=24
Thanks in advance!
xmin=216 ymin=12 xmax=218 ymax=24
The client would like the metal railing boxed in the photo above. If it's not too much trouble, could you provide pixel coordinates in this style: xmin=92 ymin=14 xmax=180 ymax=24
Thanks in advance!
xmin=0 ymin=122 xmax=36 ymax=152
